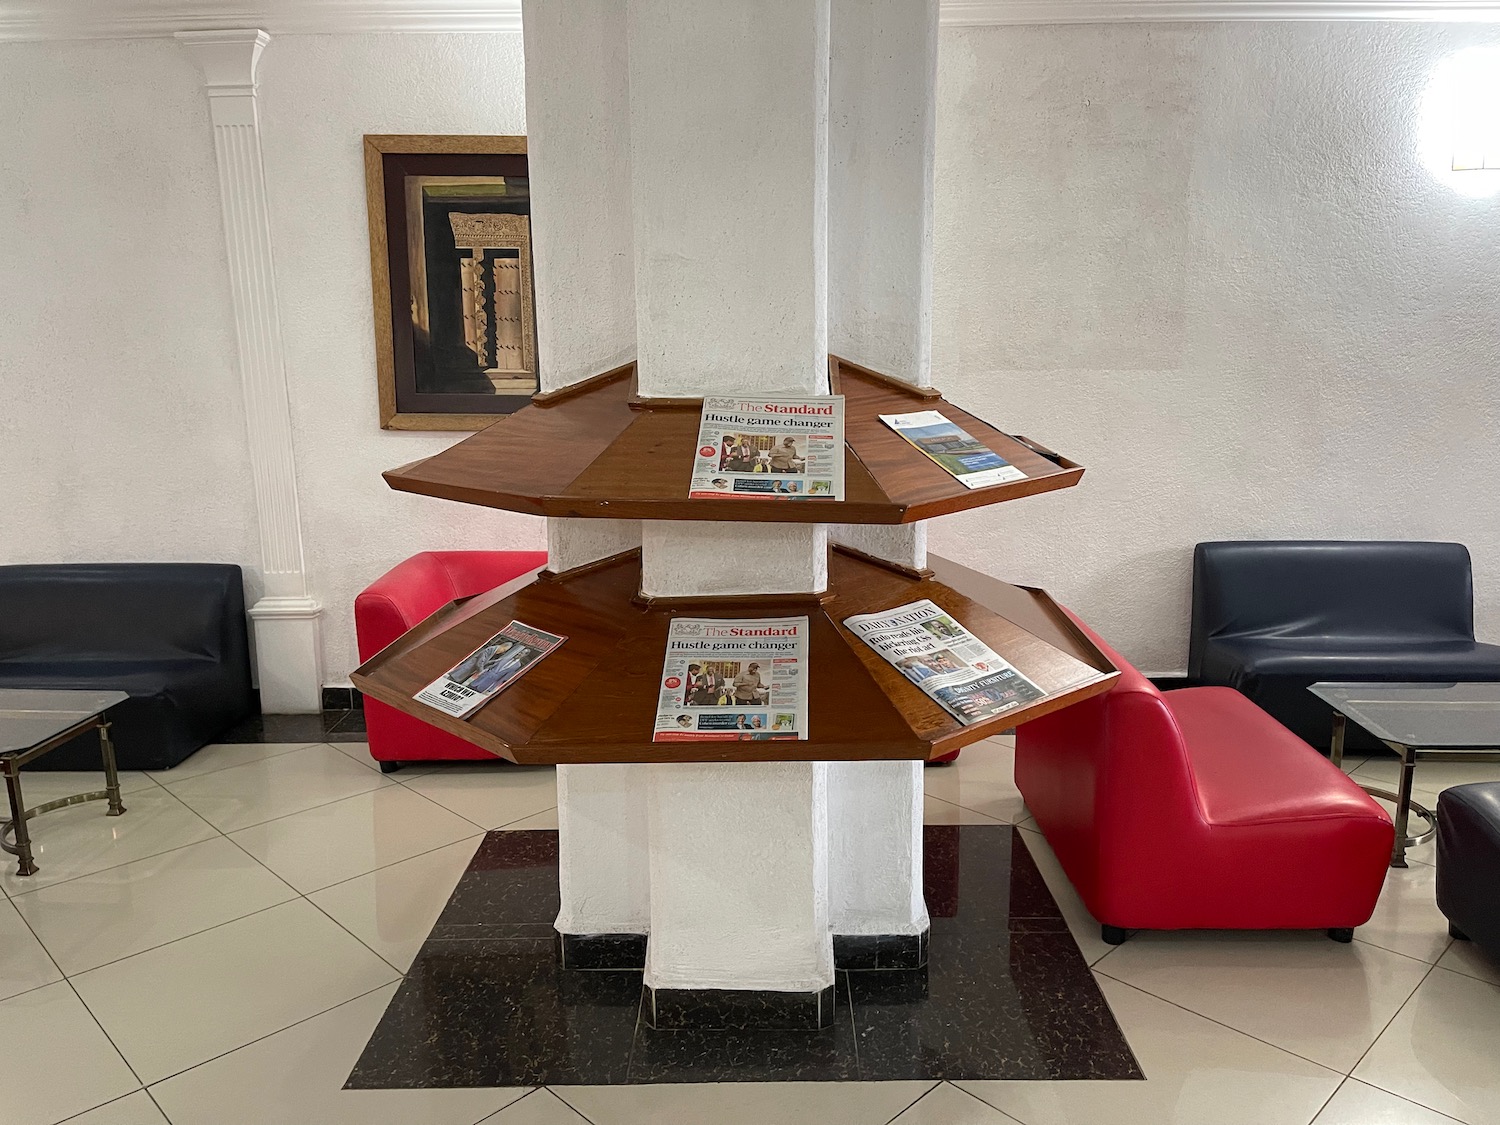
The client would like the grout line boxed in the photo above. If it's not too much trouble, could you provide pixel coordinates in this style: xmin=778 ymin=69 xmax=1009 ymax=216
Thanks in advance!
xmin=877 ymin=1079 xmax=941 ymax=1124
xmin=1091 ymin=970 xmax=1348 ymax=1078
xmin=1305 ymin=1075 xmax=1351 ymax=1125
xmin=144 ymin=1085 xmax=174 ymax=1124
xmin=141 ymin=980 xmax=399 ymax=1089
xmin=51 ymin=1088 xmax=151 ymax=1125
xmin=948 ymin=1082 xmax=1030 ymax=1124
xmin=550 ymin=1085 xmax=608 ymax=1124
xmin=150 ymin=741 xmax=327 ymax=786
xmin=468 ymin=1085 xmax=541 ymax=1125
xmin=1344 ymin=960 xmax=1441 ymax=1080
xmin=299 ymin=830 xmax=487 ymax=896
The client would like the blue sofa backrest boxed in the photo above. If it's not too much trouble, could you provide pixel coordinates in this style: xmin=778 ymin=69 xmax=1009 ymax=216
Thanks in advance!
xmin=0 ymin=563 xmax=248 ymax=664
xmin=1191 ymin=541 xmax=1476 ymax=653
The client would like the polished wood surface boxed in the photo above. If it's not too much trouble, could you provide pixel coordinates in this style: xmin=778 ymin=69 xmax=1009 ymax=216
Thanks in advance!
xmin=381 ymin=359 xmax=1084 ymax=524
xmin=350 ymin=547 xmax=1117 ymax=765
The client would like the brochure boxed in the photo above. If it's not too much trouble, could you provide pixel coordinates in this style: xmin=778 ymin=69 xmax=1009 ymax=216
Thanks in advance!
xmin=690 ymin=396 xmax=844 ymax=501
xmin=653 ymin=616 xmax=809 ymax=741
xmin=879 ymin=410 xmax=1025 ymax=490
xmin=843 ymin=599 xmax=1044 ymax=725
xmin=414 ymin=620 xmax=566 ymax=718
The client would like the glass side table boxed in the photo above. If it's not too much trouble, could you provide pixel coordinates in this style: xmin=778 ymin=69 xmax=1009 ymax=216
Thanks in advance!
xmin=1309 ymin=682 xmax=1500 ymax=867
xmin=0 ymin=689 xmax=129 ymax=877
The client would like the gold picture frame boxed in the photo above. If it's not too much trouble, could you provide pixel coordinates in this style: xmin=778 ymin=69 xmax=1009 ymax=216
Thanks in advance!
xmin=364 ymin=134 xmax=537 ymax=430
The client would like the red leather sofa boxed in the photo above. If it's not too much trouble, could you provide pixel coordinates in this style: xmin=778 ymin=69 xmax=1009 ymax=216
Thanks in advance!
xmin=355 ymin=550 xmax=547 ymax=771
xmin=1016 ymin=613 xmax=1393 ymax=944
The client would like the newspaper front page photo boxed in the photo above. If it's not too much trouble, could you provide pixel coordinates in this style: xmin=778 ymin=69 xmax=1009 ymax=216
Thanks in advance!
xmin=690 ymin=397 xmax=845 ymax=501
xmin=654 ymin=617 xmax=810 ymax=742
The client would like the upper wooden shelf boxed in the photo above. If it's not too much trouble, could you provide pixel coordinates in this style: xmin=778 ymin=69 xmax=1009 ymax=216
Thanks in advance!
xmin=350 ymin=547 xmax=1118 ymax=766
xmin=382 ymin=358 xmax=1084 ymax=525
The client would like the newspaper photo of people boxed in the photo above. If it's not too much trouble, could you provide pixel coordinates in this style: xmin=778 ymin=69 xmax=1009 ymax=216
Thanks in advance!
xmin=844 ymin=599 xmax=1044 ymax=725
xmin=654 ymin=617 xmax=808 ymax=741
xmin=414 ymin=619 xmax=566 ymax=718
xmin=690 ymin=397 xmax=844 ymax=500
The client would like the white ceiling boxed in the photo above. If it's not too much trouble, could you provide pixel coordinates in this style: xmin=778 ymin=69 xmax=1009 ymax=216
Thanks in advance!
xmin=3 ymin=0 xmax=1499 ymax=41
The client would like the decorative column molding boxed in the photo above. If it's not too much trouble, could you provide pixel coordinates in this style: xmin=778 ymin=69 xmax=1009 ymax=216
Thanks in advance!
xmin=179 ymin=29 xmax=323 ymax=713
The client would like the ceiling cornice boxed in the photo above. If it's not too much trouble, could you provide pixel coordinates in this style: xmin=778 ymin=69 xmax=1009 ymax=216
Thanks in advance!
xmin=3 ymin=0 xmax=1499 ymax=42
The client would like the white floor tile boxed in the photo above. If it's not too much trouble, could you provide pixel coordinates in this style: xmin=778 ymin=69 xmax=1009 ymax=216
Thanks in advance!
xmin=921 ymin=740 xmax=1029 ymax=824
xmin=61 ymin=1090 xmax=171 ymax=1125
xmin=482 ymin=1089 xmax=591 ymax=1124
xmin=399 ymin=764 xmax=558 ymax=830
xmin=148 ymin=984 xmax=527 ymax=1125
xmin=1096 ymin=930 xmax=1431 ymax=1072
xmin=327 ymin=740 xmax=382 ymax=772
xmin=1435 ymin=939 xmax=1500 ymax=987
xmin=1017 ymin=826 xmax=1115 ymax=966
xmin=891 ymin=1083 xmax=1022 ymax=1124
xmin=307 ymin=837 xmax=481 ymax=972
xmin=149 ymin=742 xmax=322 ymax=783
xmin=501 ymin=806 xmax=560 ymax=830
xmin=228 ymin=784 xmax=480 ymax=893
xmin=72 ymin=898 xmax=398 ymax=1084
xmin=556 ymin=1081 xmax=937 ymax=1125
xmin=9 ymin=770 xmax=158 ymax=801
xmin=1312 ymin=1078 xmax=1466 ymax=1124
xmin=1354 ymin=968 xmax=1500 ymax=1125
xmin=923 ymin=795 xmax=1004 ymax=825
xmin=1350 ymin=758 xmax=1500 ymax=800
xmin=1 ymin=790 xmax=218 ymax=897
xmin=0 ymin=895 xmax=62 ymax=1001
xmin=162 ymin=744 xmax=391 ymax=833
xmin=1356 ymin=862 xmax=1456 ymax=965
xmin=12 ymin=836 xmax=296 ymax=974
xmin=0 ymin=981 xmax=140 ymax=1125
xmin=959 ymin=975 xmax=1342 ymax=1125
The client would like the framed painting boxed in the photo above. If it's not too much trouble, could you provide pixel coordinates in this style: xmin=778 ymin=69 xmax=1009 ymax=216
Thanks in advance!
xmin=364 ymin=134 xmax=538 ymax=430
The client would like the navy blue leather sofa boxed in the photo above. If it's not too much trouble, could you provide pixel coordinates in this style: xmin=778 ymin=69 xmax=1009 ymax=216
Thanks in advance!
xmin=1438 ymin=782 xmax=1500 ymax=962
xmin=1188 ymin=541 xmax=1500 ymax=753
xmin=0 ymin=564 xmax=255 ymax=770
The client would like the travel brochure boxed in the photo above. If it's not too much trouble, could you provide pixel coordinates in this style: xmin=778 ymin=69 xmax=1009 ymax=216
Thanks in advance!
xmin=653 ymin=616 xmax=809 ymax=742
xmin=414 ymin=620 xmax=566 ymax=718
xmin=878 ymin=410 xmax=1026 ymax=490
xmin=844 ymin=599 xmax=1044 ymax=725
xmin=690 ymin=396 xmax=844 ymax=500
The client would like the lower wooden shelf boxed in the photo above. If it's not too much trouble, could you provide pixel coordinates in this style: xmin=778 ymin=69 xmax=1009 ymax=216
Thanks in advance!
xmin=351 ymin=547 xmax=1118 ymax=765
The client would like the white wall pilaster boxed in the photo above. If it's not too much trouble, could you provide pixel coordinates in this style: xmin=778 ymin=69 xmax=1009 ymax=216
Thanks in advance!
xmin=179 ymin=29 xmax=322 ymax=713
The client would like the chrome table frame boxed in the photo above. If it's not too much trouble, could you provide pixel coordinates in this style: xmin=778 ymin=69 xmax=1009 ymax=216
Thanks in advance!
xmin=1 ymin=711 xmax=126 ymax=877
xmin=1329 ymin=712 xmax=1500 ymax=868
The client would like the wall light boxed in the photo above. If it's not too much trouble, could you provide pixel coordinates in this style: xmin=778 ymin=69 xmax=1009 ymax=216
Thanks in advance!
xmin=1420 ymin=45 xmax=1500 ymax=199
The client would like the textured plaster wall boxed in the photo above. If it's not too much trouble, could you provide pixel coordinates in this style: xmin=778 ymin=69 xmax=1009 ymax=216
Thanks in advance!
xmin=253 ymin=33 xmax=544 ymax=680
xmin=0 ymin=39 xmax=260 ymax=583
xmin=932 ymin=21 xmax=1500 ymax=673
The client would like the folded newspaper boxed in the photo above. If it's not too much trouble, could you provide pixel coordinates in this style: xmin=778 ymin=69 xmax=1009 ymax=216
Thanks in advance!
xmin=879 ymin=410 xmax=1025 ymax=490
xmin=690 ymin=396 xmax=844 ymax=500
xmin=844 ymin=600 xmax=1044 ymax=725
xmin=653 ymin=617 xmax=808 ymax=741
xmin=414 ymin=620 xmax=566 ymax=719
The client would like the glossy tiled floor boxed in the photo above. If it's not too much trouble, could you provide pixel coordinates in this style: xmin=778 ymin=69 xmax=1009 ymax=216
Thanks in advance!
xmin=1 ymin=734 xmax=1497 ymax=1124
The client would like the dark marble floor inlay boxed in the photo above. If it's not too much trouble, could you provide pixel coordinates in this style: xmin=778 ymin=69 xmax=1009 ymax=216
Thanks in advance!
xmin=346 ymin=825 xmax=1142 ymax=1087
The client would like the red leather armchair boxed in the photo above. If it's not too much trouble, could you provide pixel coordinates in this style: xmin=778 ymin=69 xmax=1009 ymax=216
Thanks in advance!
xmin=1015 ymin=613 xmax=1393 ymax=944
xmin=355 ymin=550 xmax=547 ymax=771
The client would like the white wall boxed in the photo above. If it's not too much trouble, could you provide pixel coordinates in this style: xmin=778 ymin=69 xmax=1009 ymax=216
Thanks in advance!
xmin=932 ymin=20 xmax=1500 ymax=673
xmin=0 ymin=39 xmax=259 ymax=580
xmin=5 ymin=21 xmax=1499 ymax=685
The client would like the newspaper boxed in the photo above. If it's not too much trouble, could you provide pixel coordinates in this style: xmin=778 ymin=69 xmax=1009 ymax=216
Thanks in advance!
xmin=414 ymin=620 xmax=566 ymax=718
xmin=879 ymin=410 xmax=1026 ymax=490
xmin=653 ymin=616 xmax=809 ymax=741
xmin=690 ymin=396 xmax=844 ymax=500
xmin=844 ymin=600 xmax=1044 ymax=725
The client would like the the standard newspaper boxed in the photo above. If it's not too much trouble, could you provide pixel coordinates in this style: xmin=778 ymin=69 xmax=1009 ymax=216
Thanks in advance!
xmin=414 ymin=620 xmax=566 ymax=719
xmin=844 ymin=600 xmax=1044 ymax=725
xmin=653 ymin=616 xmax=809 ymax=741
xmin=690 ymin=396 xmax=844 ymax=500
xmin=879 ymin=410 xmax=1026 ymax=490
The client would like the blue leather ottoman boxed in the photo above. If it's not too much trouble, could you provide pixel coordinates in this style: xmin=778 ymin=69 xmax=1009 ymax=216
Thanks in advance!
xmin=1437 ymin=782 xmax=1500 ymax=961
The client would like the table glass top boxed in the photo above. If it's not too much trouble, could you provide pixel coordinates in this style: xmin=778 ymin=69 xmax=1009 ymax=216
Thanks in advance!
xmin=0 ymin=689 xmax=129 ymax=755
xmin=1309 ymin=682 xmax=1500 ymax=748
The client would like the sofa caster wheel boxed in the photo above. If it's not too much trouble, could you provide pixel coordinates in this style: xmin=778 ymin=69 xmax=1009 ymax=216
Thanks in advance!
xmin=1327 ymin=927 xmax=1354 ymax=943
xmin=1101 ymin=924 xmax=1129 ymax=946
xmin=1450 ymin=923 xmax=1471 ymax=942
xmin=378 ymin=761 xmax=402 ymax=774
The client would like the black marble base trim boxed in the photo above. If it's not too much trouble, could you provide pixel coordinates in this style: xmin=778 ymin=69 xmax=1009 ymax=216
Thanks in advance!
xmin=833 ymin=930 xmax=929 ymax=971
xmin=320 ymin=686 xmax=366 ymax=712
xmin=347 ymin=825 xmax=1142 ymax=1087
xmin=558 ymin=932 xmax=649 ymax=971
xmin=645 ymin=983 xmax=835 ymax=1031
